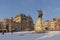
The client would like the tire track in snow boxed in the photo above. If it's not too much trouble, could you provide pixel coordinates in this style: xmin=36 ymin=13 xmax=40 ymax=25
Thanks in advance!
xmin=35 ymin=31 xmax=60 ymax=40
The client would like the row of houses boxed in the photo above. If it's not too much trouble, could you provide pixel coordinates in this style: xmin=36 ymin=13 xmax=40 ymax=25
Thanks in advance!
xmin=43 ymin=17 xmax=60 ymax=31
xmin=0 ymin=14 xmax=34 ymax=32
xmin=0 ymin=13 xmax=60 ymax=32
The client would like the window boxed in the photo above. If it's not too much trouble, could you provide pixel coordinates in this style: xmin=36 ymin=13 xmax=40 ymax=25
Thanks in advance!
xmin=22 ymin=18 xmax=26 ymax=22
xmin=28 ymin=21 xmax=32 ymax=26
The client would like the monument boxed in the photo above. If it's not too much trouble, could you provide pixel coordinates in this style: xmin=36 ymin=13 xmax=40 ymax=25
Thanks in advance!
xmin=34 ymin=9 xmax=46 ymax=33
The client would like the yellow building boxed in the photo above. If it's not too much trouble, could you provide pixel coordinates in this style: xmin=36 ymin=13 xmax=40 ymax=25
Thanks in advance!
xmin=14 ymin=14 xmax=21 ymax=23
xmin=43 ymin=17 xmax=60 ymax=31
xmin=14 ymin=14 xmax=34 ymax=31
xmin=43 ymin=20 xmax=50 ymax=30
xmin=53 ymin=17 xmax=60 ymax=30
xmin=44 ymin=17 xmax=60 ymax=31
xmin=3 ymin=17 xmax=14 ymax=32
xmin=50 ymin=20 xmax=55 ymax=30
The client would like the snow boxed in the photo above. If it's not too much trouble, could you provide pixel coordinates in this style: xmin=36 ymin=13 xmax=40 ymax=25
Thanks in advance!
xmin=0 ymin=31 xmax=60 ymax=40
xmin=35 ymin=31 xmax=60 ymax=40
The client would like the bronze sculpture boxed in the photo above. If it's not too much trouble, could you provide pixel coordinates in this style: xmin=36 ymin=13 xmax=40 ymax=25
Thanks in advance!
xmin=38 ymin=10 xmax=43 ymax=18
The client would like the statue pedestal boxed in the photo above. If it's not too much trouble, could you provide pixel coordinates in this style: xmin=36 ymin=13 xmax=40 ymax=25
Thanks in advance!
xmin=34 ymin=18 xmax=46 ymax=33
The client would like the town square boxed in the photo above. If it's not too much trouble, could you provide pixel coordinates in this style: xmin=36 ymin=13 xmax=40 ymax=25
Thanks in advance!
xmin=0 ymin=0 xmax=60 ymax=40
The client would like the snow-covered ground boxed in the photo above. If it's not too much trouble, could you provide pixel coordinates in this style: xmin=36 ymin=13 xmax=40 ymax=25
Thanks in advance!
xmin=0 ymin=31 xmax=60 ymax=40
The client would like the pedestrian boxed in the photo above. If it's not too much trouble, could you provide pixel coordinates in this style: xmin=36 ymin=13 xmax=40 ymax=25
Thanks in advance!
xmin=2 ymin=30 xmax=4 ymax=35
xmin=11 ymin=30 xmax=13 ymax=34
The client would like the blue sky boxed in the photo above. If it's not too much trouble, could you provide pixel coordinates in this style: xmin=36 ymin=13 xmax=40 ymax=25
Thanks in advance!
xmin=0 ymin=0 xmax=60 ymax=22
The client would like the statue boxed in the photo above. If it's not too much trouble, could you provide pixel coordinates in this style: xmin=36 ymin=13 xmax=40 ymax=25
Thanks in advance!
xmin=38 ymin=10 xmax=43 ymax=18
xmin=34 ymin=9 xmax=46 ymax=33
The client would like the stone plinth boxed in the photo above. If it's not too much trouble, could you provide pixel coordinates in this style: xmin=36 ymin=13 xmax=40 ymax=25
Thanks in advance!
xmin=34 ymin=18 xmax=46 ymax=33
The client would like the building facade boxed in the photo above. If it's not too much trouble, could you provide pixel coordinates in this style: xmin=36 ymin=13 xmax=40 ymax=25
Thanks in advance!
xmin=2 ymin=14 xmax=34 ymax=32
xmin=3 ymin=17 xmax=14 ymax=32
xmin=43 ymin=20 xmax=50 ymax=30
xmin=44 ymin=17 xmax=60 ymax=31
xmin=14 ymin=14 xmax=34 ymax=31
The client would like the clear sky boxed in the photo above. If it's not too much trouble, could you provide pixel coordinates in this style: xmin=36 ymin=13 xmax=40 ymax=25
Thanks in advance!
xmin=0 ymin=0 xmax=60 ymax=22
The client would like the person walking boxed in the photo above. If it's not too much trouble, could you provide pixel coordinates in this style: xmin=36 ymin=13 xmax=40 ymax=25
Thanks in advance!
xmin=2 ymin=30 xmax=4 ymax=35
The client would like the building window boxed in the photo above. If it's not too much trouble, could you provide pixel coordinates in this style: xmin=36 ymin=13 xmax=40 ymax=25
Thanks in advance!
xmin=21 ymin=26 xmax=25 ymax=31
xmin=28 ymin=21 xmax=32 ymax=26
xmin=29 ymin=21 xmax=32 ymax=24
xmin=22 ymin=18 xmax=26 ymax=22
